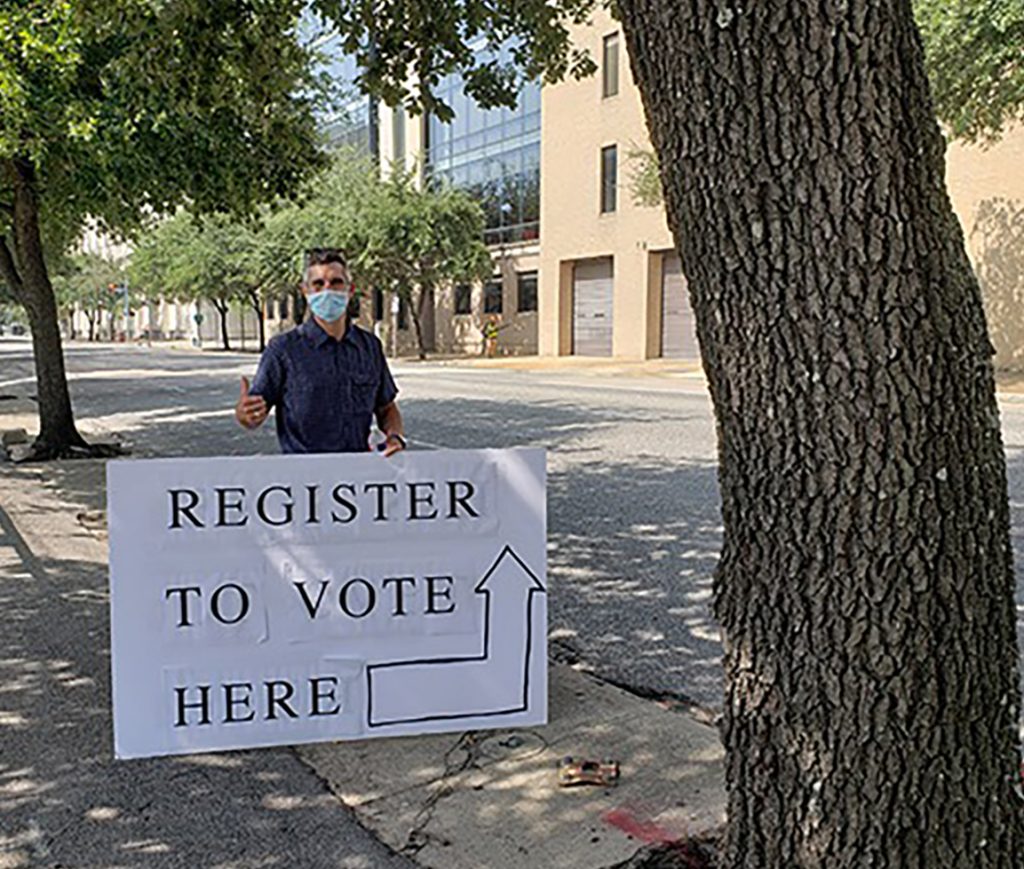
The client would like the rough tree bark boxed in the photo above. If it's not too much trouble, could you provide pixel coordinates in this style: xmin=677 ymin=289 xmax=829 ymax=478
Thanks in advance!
xmin=617 ymin=0 xmax=1024 ymax=865
xmin=0 ymin=158 xmax=90 ymax=457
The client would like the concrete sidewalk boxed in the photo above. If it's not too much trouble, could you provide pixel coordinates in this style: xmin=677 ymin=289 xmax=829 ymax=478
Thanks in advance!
xmin=301 ymin=665 xmax=724 ymax=868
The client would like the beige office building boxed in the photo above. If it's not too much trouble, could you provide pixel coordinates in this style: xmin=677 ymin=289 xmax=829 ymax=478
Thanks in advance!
xmin=535 ymin=8 xmax=1024 ymax=366
xmin=538 ymin=11 xmax=688 ymax=361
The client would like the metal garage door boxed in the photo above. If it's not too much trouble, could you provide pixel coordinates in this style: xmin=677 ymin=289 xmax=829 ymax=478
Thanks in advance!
xmin=661 ymin=253 xmax=698 ymax=360
xmin=573 ymin=258 xmax=614 ymax=356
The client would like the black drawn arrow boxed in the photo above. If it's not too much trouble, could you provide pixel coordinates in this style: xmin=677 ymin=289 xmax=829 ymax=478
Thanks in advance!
xmin=365 ymin=545 xmax=545 ymax=727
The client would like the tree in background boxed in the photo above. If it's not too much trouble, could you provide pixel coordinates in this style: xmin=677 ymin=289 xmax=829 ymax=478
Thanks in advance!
xmin=915 ymin=0 xmax=1024 ymax=144
xmin=132 ymin=151 xmax=489 ymax=362
xmin=130 ymin=212 xmax=257 ymax=352
xmin=357 ymin=169 xmax=493 ymax=359
xmin=0 ymin=1 xmax=325 ymax=458
xmin=625 ymin=142 xmax=663 ymax=209
xmin=131 ymin=152 xmax=381 ymax=350
xmin=50 ymin=252 xmax=122 ymax=342
xmin=253 ymin=150 xmax=380 ymax=323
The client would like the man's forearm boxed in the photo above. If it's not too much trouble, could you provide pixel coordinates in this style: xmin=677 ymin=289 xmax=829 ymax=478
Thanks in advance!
xmin=376 ymin=402 xmax=403 ymax=437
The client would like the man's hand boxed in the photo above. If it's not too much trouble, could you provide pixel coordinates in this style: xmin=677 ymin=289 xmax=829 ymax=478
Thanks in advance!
xmin=382 ymin=432 xmax=406 ymax=457
xmin=235 ymin=376 xmax=268 ymax=429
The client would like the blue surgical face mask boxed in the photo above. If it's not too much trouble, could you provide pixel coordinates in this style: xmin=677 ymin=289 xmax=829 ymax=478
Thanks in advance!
xmin=307 ymin=290 xmax=349 ymax=323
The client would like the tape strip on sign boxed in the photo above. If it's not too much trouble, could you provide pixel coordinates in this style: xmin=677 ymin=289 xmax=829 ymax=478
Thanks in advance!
xmin=107 ymin=448 xmax=547 ymax=759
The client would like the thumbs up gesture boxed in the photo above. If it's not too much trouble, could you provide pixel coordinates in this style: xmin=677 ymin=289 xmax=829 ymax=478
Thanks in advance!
xmin=235 ymin=376 xmax=268 ymax=429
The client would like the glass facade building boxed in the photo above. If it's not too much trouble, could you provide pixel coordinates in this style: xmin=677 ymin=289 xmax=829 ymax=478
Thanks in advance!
xmin=310 ymin=26 xmax=377 ymax=156
xmin=425 ymin=48 xmax=541 ymax=246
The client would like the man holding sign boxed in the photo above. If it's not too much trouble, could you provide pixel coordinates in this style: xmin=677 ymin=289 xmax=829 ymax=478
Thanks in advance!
xmin=235 ymin=248 xmax=406 ymax=457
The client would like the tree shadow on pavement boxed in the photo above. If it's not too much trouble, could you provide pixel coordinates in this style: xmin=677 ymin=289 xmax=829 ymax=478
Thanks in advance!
xmin=0 ymin=503 xmax=414 ymax=868
xmin=545 ymin=459 xmax=723 ymax=711
xmin=9 ymin=386 xmax=727 ymax=708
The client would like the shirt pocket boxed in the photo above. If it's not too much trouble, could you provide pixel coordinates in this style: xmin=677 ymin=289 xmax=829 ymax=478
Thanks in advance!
xmin=348 ymin=370 xmax=379 ymax=413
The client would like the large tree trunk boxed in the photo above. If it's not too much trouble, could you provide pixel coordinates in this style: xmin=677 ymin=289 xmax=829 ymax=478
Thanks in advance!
xmin=618 ymin=1 xmax=1023 ymax=865
xmin=0 ymin=158 xmax=90 ymax=457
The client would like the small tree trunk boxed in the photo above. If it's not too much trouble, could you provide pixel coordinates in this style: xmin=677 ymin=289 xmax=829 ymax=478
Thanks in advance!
xmin=248 ymin=289 xmax=265 ymax=351
xmin=292 ymin=287 xmax=306 ymax=325
xmin=409 ymin=289 xmax=428 ymax=361
xmin=618 ymin=0 xmax=1024 ymax=864
xmin=87 ymin=311 xmax=96 ymax=342
xmin=213 ymin=299 xmax=231 ymax=351
xmin=1 ymin=157 xmax=89 ymax=457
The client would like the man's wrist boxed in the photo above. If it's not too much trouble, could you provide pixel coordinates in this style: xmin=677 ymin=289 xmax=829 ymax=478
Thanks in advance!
xmin=386 ymin=432 xmax=407 ymax=449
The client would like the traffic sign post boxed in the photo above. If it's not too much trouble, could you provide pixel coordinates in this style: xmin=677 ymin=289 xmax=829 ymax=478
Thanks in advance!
xmin=108 ymin=282 xmax=131 ymax=340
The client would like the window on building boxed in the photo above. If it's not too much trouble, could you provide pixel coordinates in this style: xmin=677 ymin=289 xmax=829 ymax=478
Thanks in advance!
xmin=602 ymin=34 xmax=620 ymax=98
xmin=424 ymin=41 xmax=541 ymax=246
xmin=601 ymin=145 xmax=618 ymax=213
xmin=277 ymin=296 xmax=289 ymax=321
xmin=484 ymin=279 xmax=503 ymax=314
xmin=455 ymin=284 xmax=473 ymax=315
xmin=373 ymin=288 xmax=384 ymax=321
xmin=392 ymin=107 xmax=406 ymax=164
xmin=517 ymin=272 xmax=538 ymax=313
xmin=398 ymin=296 xmax=409 ymax=330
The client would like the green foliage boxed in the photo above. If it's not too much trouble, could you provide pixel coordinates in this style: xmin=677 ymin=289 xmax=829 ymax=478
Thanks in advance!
xmin=130 ymin=151 xmax=380 ymax=307
xmin=129 ymin=211 xmax=258 ymax=309
xmin=356 ymin=168 xmax=494 ymax=306
xmin=626 ymin=144 xmax=663 ymax=208
xmin=914 ymin=0 xmax=1024 ymax=143
xmin=253 ymin=150 xmax=381 ymax=299
xmin=0 ymin=0 xmax=328 ymax=243
xmin=50 ymin=251 xmax=122 ymax=316
xmin=310 ymin=0 xmax=598 ymax=118
xmin=130 ymin=153 xmax=491 ymax=341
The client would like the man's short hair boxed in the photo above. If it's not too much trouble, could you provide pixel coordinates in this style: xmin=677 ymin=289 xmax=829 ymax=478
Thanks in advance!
xmin=303 ymin=247 xmax=348 ymax=279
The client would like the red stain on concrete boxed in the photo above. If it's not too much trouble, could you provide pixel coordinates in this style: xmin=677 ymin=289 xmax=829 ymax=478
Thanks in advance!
xmin=602 ymin=806 xmax=679 ymax=845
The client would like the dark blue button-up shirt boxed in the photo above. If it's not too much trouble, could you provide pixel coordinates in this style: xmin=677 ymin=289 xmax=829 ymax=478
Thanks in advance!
xmin=250 ymin=319 xmax=398 ymax=454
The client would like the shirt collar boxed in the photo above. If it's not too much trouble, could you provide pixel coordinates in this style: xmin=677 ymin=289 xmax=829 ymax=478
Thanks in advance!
xmin=300 ymin=317 xmax=360 ymax=348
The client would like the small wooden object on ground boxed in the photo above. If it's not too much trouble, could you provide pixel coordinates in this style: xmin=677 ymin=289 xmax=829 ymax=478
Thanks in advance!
xmin=557 ymin=756 xmax=621 ymax=787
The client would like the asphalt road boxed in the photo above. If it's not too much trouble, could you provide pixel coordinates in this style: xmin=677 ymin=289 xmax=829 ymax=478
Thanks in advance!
xmin=4 ymin=339 xmax=1024 ymax=710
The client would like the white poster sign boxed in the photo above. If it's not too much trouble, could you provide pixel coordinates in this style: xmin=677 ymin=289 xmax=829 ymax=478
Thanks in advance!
xmin=107 ymin=448 xmax=546 ymax=759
